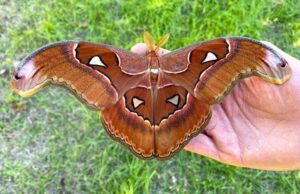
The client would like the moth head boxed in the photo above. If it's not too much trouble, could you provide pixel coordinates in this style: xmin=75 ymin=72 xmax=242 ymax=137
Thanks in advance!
xmin=143 ymin=31 xmax=170 ymax=52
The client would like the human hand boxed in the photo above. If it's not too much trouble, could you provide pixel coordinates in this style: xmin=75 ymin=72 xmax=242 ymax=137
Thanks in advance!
xmin=131 ymin=42 xmax=300 ymax=171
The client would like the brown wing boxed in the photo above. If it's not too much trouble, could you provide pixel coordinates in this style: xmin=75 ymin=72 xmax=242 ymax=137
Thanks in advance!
xmin=101 ymin=85 xmax=211 ymax=159
xmin=11 ymin=41 xmax=148 ymax=110
xmin=101 ymin=86 xmax=155 ymax=158
xmin=154 ymin=86 xmax=211 ymax=159
xmin=160 ymin=37 xmax=291 ymax=104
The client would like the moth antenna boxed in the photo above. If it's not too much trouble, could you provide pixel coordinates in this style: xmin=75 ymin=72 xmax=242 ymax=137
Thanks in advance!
xmin=144 ymin=31 xmax=156 ymax=51
xmin=155 ymin=33 xmax=170 ymax=51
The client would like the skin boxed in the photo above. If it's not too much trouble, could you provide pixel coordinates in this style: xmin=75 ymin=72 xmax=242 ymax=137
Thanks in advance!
xmin=131 ymin=42 xmax=300 ymax=171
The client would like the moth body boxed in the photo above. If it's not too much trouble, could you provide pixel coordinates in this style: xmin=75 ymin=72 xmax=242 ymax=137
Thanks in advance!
xmin=147 ymin=51 xmax=160 ymax=87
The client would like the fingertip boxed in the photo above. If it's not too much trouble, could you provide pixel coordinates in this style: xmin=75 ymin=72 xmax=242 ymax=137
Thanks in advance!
xmin=157 ymin=47 xmax=171 ymax=56
xmin=130 ymin=43 xmax=148 ymax=55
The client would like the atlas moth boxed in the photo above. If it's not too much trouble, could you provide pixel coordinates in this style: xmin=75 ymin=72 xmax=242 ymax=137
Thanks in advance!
xmin=11 ymin=32 xmax=291 ymax=159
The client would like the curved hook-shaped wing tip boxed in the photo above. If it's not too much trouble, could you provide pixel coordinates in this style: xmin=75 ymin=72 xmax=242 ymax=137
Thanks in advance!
xmin=10 ymin=69 xmax=47 ymax=97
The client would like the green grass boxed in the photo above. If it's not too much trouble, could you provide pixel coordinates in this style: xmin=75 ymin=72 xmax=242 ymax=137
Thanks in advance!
xmin=1 ymin=0 xmax=300 ymax=193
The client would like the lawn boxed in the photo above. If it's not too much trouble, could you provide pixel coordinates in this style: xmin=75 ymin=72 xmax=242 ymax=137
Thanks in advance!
xmin=0 ymin=0 xmax=300 ymax=193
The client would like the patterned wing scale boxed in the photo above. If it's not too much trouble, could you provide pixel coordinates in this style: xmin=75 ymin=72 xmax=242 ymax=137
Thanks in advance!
xmin=11 ymin=41 xmax=147 ymax=110
xmin=101 ymin=85 xmax=211 ymax=159
xmin=101 ymin=87 xmax=155 ymax=158
xmin=75 ymin=43 xmax=148 ymax=96
xmin=155 ymin=88 xmax=211 ymax=158
xmin=155 ymin=86 xmax=188 ymax=125
xmin=160 ymin=37 xmax=291 ymax=104
xmin=123 ymin=87 xmax=153 ymax=124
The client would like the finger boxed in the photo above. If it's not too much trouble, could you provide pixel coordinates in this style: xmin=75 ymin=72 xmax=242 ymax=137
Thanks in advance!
xmin=184 ymin=102 xmax=245 ymax=166
xmin=131 ymin=43 xmax=148 ymax=56
xmin=184 ymin=128 xmax=245 ymax=168
xmin=156 ymin=47 xmax=171 ymax=55
xmin=184 ymin=133 xmax=221 ymax=161
xmin=131 ymin=43 xmax=171 ymax=56
xmin=184 ymin=118 xmax=242 ymax=165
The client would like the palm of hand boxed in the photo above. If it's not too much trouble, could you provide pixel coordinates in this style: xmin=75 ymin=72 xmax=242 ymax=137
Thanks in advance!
xmin=185 ymin=48 xmax=300 ymax=170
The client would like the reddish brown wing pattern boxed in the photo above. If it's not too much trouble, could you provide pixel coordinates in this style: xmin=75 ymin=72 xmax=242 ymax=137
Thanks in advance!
xmin=101 ymin=87 xmax=155 ymax=158
xmin=161 ymin=37 xmax=291 ymax=104
xmin=102 ymin=85 xmax=211 ymax=159
xmin=11 ymin=41 xmax=147 ymax=110
xmin=154 ymin=87 xmax=211 ymax=158
xmin=75 ymin=43 xmax=148 ymax=96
